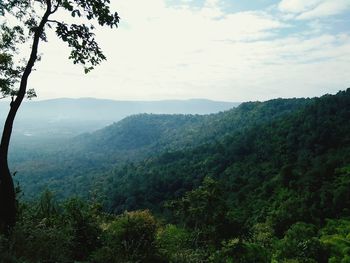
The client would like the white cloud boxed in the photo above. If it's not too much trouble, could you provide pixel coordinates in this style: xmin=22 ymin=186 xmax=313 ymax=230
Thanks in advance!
xmin=297 ymin=0 xmax=350 ymax=20
xmin=279 ymin=0 xmax=350 ymax=20
xmin=278 ymin=0 xmax=322 ymax=13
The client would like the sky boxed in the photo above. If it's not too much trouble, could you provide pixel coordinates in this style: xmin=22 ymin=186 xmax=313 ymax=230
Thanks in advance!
xmin=26 ymin=0 xmax=350 ymax=101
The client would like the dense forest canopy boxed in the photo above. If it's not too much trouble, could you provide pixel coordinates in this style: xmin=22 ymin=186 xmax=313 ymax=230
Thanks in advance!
xmin=1 ymin=89 xmax=349 ymax=262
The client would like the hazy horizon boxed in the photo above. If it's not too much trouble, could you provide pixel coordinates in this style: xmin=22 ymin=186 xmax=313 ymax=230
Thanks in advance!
xmin=0 ymin=88 xmax=346 ymax=104
xmin=0 ymin=97 xmax=240 ymax=139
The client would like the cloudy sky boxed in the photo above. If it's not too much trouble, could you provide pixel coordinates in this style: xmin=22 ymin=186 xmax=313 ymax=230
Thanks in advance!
xmin=29 ymin=0 xmax=350 ymax=102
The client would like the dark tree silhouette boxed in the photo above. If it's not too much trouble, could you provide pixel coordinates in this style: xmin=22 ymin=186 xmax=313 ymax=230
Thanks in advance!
xmin=0 ymin=0 xmax=119 ymax=231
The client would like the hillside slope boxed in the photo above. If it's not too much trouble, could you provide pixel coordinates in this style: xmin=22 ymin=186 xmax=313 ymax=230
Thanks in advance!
xmin=101 ymin=89 xmax=350 ymax=238
xmin=12 ymin=97 xmax=308 ymax=199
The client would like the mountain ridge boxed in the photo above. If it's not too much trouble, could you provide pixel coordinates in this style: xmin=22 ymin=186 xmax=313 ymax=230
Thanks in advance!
xmin=0 ymin=98 xmax=240 ymax=141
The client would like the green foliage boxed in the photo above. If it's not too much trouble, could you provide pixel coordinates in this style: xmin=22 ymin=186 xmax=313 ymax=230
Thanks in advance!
xmin=275 ymin=222 xmax=328 ymax=263
xmin=92 ymin=210 xmax=159 ymax=263
xmin=0 ymin=23 xmax=25 ymax=96
xmin=209 ymin=239 xmax=270 ymax=263
xmin=0 ymin=0 xmax=119 ymax=98
xmin=6 ymin=195 xmax=73 ymax=262
xmin=167 ymin=177 xmax=244 ymax=247
xmin=62 ymin=198 xmax=102 ymax=261
xmin=157 ymin=224 xmax=193 ymax=261
xmin=11 ymin=219 xmax=73 ymax=262
xmin=320 ymin=219 xmax=350 ymax=262
xmin=0 ymin=191 xmax=103 ymax=262
xmin=332 ymin=167 xmax=350 ymax=215
xmin=251 ymin=222 xmax=276 ymax=251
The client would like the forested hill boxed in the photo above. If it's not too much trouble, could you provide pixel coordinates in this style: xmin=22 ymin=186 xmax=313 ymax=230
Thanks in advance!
xmin=92 ymin=90 xmax=350 ymax=262
xmin=12 ymin=90 xmax=350 ymax=209
xmin=0 ymin=98 xmax=239 ymax=141
xmin=70 ymin=96 xmax=307 ymax=155
xmin=8 ymin=89 xmax=350 ymax=262
xmin=12 ymin=96 xmax=308 ymax=199
xmin=101 ymin=89 xmax=350 ymax=227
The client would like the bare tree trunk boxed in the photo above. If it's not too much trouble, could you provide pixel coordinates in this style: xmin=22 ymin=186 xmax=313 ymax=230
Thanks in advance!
xmin=0 ymin=1 xmax=52 ymax=230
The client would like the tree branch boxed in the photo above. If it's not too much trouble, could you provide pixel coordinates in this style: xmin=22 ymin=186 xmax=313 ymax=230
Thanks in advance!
xmin=48 ymin=19 xmax=61 ymax=24
xmin=50 ymin=1 xmax=60 ymax=14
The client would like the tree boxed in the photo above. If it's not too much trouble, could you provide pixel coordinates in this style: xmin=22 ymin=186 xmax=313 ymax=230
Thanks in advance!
xmin=166 ymin=177 xmax=240 ymax=246
xmin=92 ymin=210 xmax=159 ymax=263
xmin=0 ymin=0 xmax=119 ymax=231
xmin=276 ymin=222 xmax=328 ymax=263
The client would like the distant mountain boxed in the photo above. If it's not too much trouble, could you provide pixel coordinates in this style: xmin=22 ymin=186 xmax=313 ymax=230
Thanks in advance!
xmin=0 ymin=98 xmax=239 ymax=140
